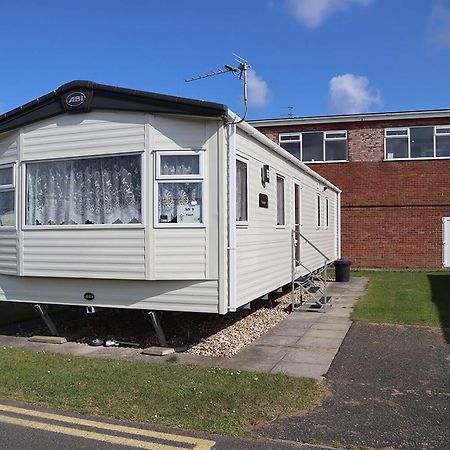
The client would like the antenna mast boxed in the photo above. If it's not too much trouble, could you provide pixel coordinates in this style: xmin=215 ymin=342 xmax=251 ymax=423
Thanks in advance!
xmin=281 ymin=106 xmax=294 ymax=118
xmin=185 ymin=54 xmax=250 ymax=124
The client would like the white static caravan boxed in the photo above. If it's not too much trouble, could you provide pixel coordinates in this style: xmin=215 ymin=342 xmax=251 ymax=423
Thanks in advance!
xmin=0 ymin=81 xmax=341 ymax=324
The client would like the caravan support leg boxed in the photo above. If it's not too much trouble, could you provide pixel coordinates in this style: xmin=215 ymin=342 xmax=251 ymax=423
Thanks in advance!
xmin=146 ymin=311 xmax=168 ymax=347
xmin=34 ymin=304 xmax=59 ymax=336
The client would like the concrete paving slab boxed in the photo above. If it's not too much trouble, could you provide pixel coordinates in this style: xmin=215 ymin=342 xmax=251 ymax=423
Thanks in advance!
xmin=309 ymin=322 xmax=351 ymax=331
xmin=302 ymin=328 xmax=349 ymax=340
xmin=253 ymin=334 xmax=300 ymax=347
xmin=296 ymin=335 xmax=343 ymax=350
xmin=271 ymin=361 xmax=329 ymax=379
xmin=283 ymin=348 xmax=335 ymax=364
xmin=263 ymin=324 xmax=313 ymax=337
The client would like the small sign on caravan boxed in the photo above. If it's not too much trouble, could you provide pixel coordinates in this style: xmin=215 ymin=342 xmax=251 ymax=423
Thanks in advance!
xmin=177 ymin=205 xmax=201 ymax=223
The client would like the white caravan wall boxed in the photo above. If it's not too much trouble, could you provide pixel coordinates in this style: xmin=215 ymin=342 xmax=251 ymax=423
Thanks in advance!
xmin=0 ymin=131 xmax=18 ymax=163
xmin=22 ymin=112 xmax=145 ymax=160
xmin=235 ymin=128 xmax=339 ymax=307
xmin=0 ymin=275 xmax=219 ymax=313
xmin=22 ymin=229 xmax=146 ymax=279
xmin=0 ymin=131 xmax=18 ymax=275
xmin=149 ymin=115 xmax=221 ymax=281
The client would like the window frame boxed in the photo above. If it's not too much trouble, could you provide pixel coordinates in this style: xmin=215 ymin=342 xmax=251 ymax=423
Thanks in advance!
xmin=154 ymin=149 xmax=206 ymax=229
xmin=325 ymin=198 xmax=329 ymax=229
xmin=316 ymin=194 xmax=321 ymax=229
xmin=276 ymin=174 xmax=286 ymax=228
xmin=279 ymin=130 xmax=348 ymax=163
xmin=0 ymin=163 xmax=16 ymax=229
xmin=236 ymin=155 xmax=249 ymax=226
xmin=23 ymin=152 xmax=145 ymax=230
xmin=155 ymin=149 xmax=204 ymax=180
xmin=384 ymin=125 xmax=450 ymax=161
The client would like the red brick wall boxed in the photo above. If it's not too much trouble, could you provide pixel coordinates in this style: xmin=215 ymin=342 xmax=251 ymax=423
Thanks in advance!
xmin=256 ymin=117 xmax=450 ymax=268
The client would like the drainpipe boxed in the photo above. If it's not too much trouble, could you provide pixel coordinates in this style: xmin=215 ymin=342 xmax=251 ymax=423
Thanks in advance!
xmin=227 ymin=122 xmax=237 ymax=312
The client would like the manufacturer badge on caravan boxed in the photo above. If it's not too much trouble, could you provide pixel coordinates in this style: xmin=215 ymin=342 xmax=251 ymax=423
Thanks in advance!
xmin=66 ymin=92 xmax=87 ymax=107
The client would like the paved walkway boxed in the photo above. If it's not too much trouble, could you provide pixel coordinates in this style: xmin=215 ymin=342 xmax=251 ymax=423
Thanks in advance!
xmin=0 ymin=277 xmax=368 ymax=380
xmin=220 ymin=277 xmax=368 ymax=378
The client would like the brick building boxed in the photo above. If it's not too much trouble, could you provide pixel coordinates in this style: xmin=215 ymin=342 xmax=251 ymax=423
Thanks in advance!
xmin=250 ymin=110 xmax=450 ymax=269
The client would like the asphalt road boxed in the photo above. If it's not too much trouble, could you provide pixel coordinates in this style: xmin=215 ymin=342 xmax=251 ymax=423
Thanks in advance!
xmin=256 ymin=322 xmax=450 ymax=450
xmin=0 ymin=399 xmax=318 ymax=450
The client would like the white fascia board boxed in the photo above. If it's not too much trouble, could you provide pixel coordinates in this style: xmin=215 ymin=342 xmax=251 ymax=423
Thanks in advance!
xmin=249 ymin=109 xmax=450 ymax=128
xmin=227 ymin=110 xmax=341 ymax=194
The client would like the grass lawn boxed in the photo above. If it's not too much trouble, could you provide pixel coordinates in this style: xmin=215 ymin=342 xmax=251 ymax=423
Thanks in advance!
xmin=0 ymin=348 xmax=321 ymax=436
xmin=352 ymin=271 xmax=450 ymax=327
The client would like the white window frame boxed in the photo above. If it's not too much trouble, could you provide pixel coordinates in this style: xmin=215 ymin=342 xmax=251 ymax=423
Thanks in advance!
xmin=154 ymin=149 xmax=206 ymax=228
xmin=0 ymin=163 xmax=16 ymax=229
xmin=316 ymin=194 xmax=321 ymax=229
xmin=23 ymin=152 xmax=145 ymax=230
xmin=155 ymin=149 xmax=204 ymax=180
xmin=236 ymin=155 xmax=249 ymax=226
xmin=325 ymin=198 xmax=329 ymax=229
xmin=279 ymin=130 xmax=348 ymax=163
xmin=276 ymin=174 xmax=285 ymax=228
xmin=384 ymin=125 xmax=450 ymax=161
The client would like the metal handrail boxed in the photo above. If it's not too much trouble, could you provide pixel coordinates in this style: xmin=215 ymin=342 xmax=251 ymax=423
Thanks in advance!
xmin=298 ymin=231 xmax=331 ymax=262
xmin=291 ymin=229 xmax=332 ymax=311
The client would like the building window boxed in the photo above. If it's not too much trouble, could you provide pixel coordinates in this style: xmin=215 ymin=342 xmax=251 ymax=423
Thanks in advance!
xmin=26 ymin=154 xmax=142 ymax=226
xmin=317 ymin=195 xmax=321 ymax=228
xmin=276 ymin=175 xmax=285 ymax=226
xmin=156 ymin=151 xmax=203 ymax=225
xmin=279 ymin=131 xmax=347 ymax=162
xmin=0 ymin=164 xmax=15 ymax=227
xmin=325 ymin=198 xmax=329 ymax=228
xmin=385 ymin=126 xmax=450 ymax=160
xmin=236 ymin=159 xmax=248 ymax=223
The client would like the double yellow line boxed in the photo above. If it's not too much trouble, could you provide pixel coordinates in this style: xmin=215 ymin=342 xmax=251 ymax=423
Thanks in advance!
xmin=0 ymin=403 xmax=215 ymax=450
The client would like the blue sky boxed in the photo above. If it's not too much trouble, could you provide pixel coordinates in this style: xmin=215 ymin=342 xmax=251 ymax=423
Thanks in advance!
xmin=1 ymin=0 xmax=449 ymax=119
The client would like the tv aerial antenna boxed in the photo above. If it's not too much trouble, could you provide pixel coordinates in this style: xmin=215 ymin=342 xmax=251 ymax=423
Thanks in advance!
xmin=185 ymin=53 xmax=250 ymax=124
xmin=281 ymin=106 xmax=295 ymax=118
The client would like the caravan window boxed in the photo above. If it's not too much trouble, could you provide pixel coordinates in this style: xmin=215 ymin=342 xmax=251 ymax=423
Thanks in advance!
xmin=0 ymin=164 xmax=15 ymax=227
xmin=155 ymin=151 xmax=204 ymax=226
xmin=276 ymin=175 xmax=285 ymax=226
xmin=26 ymin=154 xmax=142 ymax=226
xmin=236 ymin=159 xmax=248 ymax=223
xmin=316 ymin=195 xmax=321 ymax=228
xmin=156 ymin=151 xmax=203 ymax=179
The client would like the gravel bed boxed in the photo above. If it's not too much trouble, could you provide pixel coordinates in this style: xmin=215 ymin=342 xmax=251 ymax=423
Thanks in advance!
xmin=186 ymin=289 xmax=301 ymax=358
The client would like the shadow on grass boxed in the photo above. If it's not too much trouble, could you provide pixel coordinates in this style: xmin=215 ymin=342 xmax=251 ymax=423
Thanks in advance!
xmin=427 ymin=274 xmax=450 ymax=343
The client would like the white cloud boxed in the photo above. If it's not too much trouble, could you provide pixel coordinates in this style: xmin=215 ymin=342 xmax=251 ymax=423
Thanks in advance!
xmin=428 ymin=3 xmax=450 ymax=50
xmin=247 ymin=69 xmax=270 ymax=107
xmin=329 ymin=73 xmax=382 ymax=114
xmin=286 ymin=0 xmax=374 ymax=28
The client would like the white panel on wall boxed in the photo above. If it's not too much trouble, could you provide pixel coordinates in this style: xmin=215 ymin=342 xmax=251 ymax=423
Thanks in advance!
xmin=0 ymin=276 xmax=219 ymax=313
xmin=22 ymin=111 xmax=145 ymax=160
xmin=0 ymin=230 xmax=17 ymax=275
xmin=0 ymin=131 xmax=18 ymax=163
xmin=22 ymin=229 xmax=145 ymax=279
xmin=153 ymin=116 xmax=209 ymax=150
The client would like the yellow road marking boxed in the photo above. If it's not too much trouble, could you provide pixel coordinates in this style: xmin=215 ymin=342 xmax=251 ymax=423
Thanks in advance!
xmin=0 ymin=404 xmax=215 ymax=450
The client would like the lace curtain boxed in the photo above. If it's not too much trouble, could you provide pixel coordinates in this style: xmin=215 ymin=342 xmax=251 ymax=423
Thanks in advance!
xmin=158 ymin=182 xmax=202 ymax=223
xmin=27 ymin=154 xmax=142 ymax=225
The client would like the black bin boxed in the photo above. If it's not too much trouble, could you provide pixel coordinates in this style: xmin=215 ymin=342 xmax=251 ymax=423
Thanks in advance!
xmin=334 ymin=259 xmax=352 ymax=282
